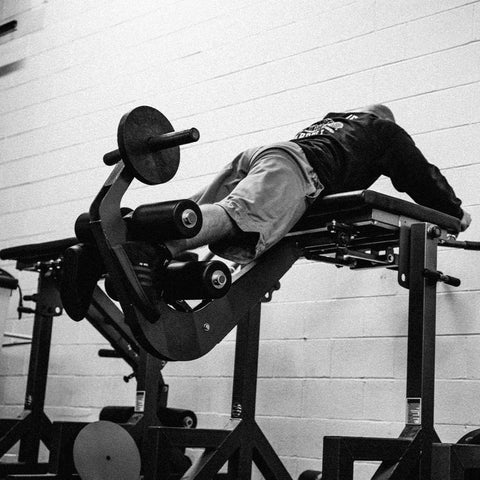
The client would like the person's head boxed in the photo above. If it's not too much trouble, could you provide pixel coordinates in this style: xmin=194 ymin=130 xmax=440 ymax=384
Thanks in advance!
xmin=359 ymin=104 xmax=395 ymax=122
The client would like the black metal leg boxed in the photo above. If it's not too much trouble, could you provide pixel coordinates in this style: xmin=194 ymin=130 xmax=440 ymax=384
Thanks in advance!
xmin=18 ymin=271 xmax=57 ymax=463
xmin=321 ymin=437 xmax=354 ymax=480
xmin=404 ymin=223 xmax=438 ymax=479
xmin=0 ymin=270 xmax=57 ymax=472
xmin=321 ymin=223 xmax=446 ymax=480
xmin=145 ymin=303 xmax=292 ymax=480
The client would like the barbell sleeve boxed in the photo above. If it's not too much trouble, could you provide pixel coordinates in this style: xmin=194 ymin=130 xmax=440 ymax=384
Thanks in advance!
xmin=103 ymin=127 xmax=200 ymax=166
xmin=147 ymin=127 xmax=200 ymax=151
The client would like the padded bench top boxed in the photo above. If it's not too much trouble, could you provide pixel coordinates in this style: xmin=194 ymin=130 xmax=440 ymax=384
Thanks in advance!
xmin=293 ymin=190 xmax=461 ymax=234
xmin=0 ymin=237 xmax=78 ymax=263
xmin=0 ymin=191 xmax=461 ymax=264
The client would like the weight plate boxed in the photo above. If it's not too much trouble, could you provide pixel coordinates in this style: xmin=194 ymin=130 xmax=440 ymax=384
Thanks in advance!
xmin=118 ymin=106 xmax=180 ymax=185
xmin=298 ymin=470 xmax=322 ymax=480
xmin=73 ymin=421 xmax=141 ymax=480
xmin=458 ymin=428 xmax=480 ymax=444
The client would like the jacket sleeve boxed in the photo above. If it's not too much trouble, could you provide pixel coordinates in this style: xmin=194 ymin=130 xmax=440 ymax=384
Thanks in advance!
xmin=377 ymin=128 xmax=463 ymax=219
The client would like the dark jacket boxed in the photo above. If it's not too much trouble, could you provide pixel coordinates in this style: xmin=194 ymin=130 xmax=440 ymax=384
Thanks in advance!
xmin=291 ymin=112 xmax=463 ymax=219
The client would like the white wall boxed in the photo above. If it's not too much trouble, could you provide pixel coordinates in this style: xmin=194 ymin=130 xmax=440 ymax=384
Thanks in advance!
xmin=0 ymin=1 xmax=479 ymax=478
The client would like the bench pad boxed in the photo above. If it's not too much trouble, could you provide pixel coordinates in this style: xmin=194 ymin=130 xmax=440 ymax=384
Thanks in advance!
xmin=293 ymin=190 xmax=461 ymax=233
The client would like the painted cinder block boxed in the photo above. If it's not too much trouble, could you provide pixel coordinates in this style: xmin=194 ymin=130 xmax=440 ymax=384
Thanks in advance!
xmin=302 ymin=299 xmax=368 ymax=340
xmin=331 ymin=338 xmax=396 ymax=378
xmin=303 ymin=340 xmax=332 ymax=379
xmin=256 ymin=416 xmax=303 ymax=457
xmin=50 ymin=316 xmax=107 ymax=346
xmin=436 ymin=380 xmax=480 ymax=424
xmin=192 ymin=377 xmax=232 ymax=415
xmin=3 ymin=375 xmax=27 ymax=405
xmin=256 ymin=379 xmax=304 ymax=417
xmin=362 ymin=380 xmax=405 ymax=422
xmin=392 ymin=84 xmax=479 ymax=135
xmin=402 ymin=6 xmax=475 ymax=58
xmin=0 ymin=346 xmax=29 ymax=377
xmin=261 ymin=339 xmax=330 ymax=379
xmin=464 ymin=337 xmax=480 ymax=380
xmin=49 ymin=343 xmax=133 ymax=377
xmin=48 ymin=375 xmax=133 ymax=409
xmin=374 ymin=43 xmax=480 ymax=107
xmin=435 ymin=336 xmax=469 ymax=380
xmin=260 ymin=302 xmax=308 ymax=341
xmin=303 ymin=379 xmax=365 ymax=420
xmin=414 ymin=122 xmax=480 ymax=170
xmin=278 ymin=261 xmax=401 ymax=304
xmin=475 ymin=2 xmax=480 ymax=39
xmin=375 ymin=0 xmax=473 ymax=29
xmin=436 ymin=291 xmax=480 ymax=336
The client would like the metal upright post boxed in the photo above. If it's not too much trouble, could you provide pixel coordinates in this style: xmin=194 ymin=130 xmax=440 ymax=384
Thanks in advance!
xmin=369 ymin=222 xmax=441 ymax=480
xmin=228 ymin=302 xmax=262 ymax=479
xmin=404 ymin=222 xmax=440 ymax=479
xmin=17 ymin=268 xmax=56 ymax=463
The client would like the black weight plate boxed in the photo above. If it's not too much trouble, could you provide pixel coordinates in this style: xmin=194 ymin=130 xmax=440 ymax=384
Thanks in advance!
xmin=298 ymin=470 xmax=322 ymax=480
xmin=458 ymin=428 xmax=480 ymax=444
xmin=117 ymin=106 xmax=180 ymax=185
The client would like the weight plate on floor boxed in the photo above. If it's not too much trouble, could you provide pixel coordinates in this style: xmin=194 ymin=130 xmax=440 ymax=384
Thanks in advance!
xmin=73 ymin=420 xmax=141 ymax=480
xmin=118 ymin=105 xmax=180 ymax=185
xmin=458 ymin=428 xmax=480 ymax=444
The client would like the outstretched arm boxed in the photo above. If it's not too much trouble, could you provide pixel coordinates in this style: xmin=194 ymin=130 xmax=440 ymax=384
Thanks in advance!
xmin=377 ymin=129 xmax=465 ymax=222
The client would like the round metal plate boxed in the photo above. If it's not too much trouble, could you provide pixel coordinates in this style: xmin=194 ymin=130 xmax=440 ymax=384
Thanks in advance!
xmin=73 ymin=421 xmax=141 ymax=480
xmin=118 ymin=106 xmax=180 ymax=185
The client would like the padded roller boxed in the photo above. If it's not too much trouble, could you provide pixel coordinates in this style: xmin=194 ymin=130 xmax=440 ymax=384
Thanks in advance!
xmin=128 ymin=199 xmax=202 ymax=241
xmin=99 ymin=406 xmax=134 ymax=424
xmin=75 ymin=212 xmax=94 ymax=244
xmin=164 ymin=260 xmax=231 ymax=300
xmin=157 ymin=406 xmax=197 ymax=428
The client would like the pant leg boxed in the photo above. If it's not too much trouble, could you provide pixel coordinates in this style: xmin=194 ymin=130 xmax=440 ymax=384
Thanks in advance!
xmin=192 ymin=142 xmax=323 ymax=263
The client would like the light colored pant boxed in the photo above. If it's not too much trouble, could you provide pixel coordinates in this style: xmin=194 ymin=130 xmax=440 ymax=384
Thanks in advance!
xmin=191 ymin=141 xmax=324 ymax=263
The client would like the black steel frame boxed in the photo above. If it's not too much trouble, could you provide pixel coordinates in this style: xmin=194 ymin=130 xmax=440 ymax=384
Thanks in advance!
xmin=0 ymin=264 xmax=59 ymax=477
xmin=321 ymin=222 xmax=448 ymax=480
xmin=0 ymin=238 xmax=197 ymax=480
xmin=144 ymin=302 xmax=293 ymax=480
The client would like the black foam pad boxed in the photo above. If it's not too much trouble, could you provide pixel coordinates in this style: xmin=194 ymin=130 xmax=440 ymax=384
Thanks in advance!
xmin=294 ymin=190 xmax=461 ymax=233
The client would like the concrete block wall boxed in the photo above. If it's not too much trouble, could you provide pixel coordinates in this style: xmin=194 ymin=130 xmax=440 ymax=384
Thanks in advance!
xmin=0 ymin=1 xmax=479 ymax=478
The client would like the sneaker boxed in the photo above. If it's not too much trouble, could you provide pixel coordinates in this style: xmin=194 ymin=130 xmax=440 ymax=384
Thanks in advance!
xmin=121 ymin=242 xmax=172 ymax=316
